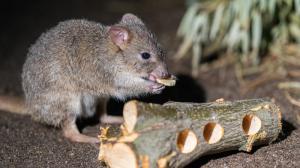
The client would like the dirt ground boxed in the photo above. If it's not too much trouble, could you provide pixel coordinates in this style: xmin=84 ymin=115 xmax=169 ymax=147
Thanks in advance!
xmin=0 ymin=0 xmax=299 ymax=168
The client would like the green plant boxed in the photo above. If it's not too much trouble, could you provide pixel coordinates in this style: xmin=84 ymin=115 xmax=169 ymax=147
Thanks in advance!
xmin=176 ymin=0 xmax=300 ymax=75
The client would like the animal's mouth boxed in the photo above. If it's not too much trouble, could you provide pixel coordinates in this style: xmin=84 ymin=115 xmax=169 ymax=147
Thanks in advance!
xmin=141 ymin=74 xmax=166 ymax=93
xmin=142 ymin=73 xmax=176 ymax=85
xmin=141 ymin=76 xmax=161 ymax=86
xmin=142 ymin=73 xmax=159 ymax=83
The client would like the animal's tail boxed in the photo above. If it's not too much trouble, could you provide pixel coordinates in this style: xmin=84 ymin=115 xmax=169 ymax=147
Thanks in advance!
xmin=0 ymin=95 xmax=26 ymax=114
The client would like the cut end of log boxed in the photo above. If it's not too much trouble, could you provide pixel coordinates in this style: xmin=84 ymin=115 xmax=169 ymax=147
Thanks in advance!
xmin=101 ymin=143 xmax=138 ymax=168
xmin=242 ymin=114 xmax=262 ymax=135
xmin=177 ymin=129 xmax=198 ymax=153
xmin=203 ymin=122 xmax=224 ymax=144
xmin=123 ymin=100 xmax=138 ymax=133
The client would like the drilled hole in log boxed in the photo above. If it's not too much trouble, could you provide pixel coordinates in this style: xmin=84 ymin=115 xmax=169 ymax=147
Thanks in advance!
xmin=177 ymin=129 xmax=197 ymax=153
xmin=104 ymin=143 xmax=138 ymax=168
xmin=123 ymin=100 xmax=138 ymax=133
xmin=242 ymin=114 xmax=262 ymax=135
xmin=203 ymin=122 xmax=224 ymax=144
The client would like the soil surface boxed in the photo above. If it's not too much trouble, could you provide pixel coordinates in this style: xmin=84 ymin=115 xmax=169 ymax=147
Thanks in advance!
xmin=0 ymin=0 xmax=299 ymax=168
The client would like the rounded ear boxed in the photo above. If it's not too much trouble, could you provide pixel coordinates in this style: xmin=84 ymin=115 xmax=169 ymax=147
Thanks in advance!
xmin=108 ymin=26 xmax=130 ymax=50
xmin=121 ymin=13 xmax=144 ymax=25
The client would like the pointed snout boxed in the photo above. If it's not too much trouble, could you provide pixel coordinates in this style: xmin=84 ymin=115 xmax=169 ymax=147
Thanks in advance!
xmin=150 ymin=64 xmax=170 ymax=80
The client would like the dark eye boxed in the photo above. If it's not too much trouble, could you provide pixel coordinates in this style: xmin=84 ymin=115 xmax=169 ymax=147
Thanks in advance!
xmin=141 ymin=52 xmax=151 ymax=60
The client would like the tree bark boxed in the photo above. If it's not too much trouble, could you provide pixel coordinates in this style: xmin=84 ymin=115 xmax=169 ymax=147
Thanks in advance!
xmin=99 ymin=98 xmax=282 ymax=168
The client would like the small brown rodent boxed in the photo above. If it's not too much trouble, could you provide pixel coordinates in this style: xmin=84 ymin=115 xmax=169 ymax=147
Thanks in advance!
xmin=0 ymin=13 xmax=171 ymax=143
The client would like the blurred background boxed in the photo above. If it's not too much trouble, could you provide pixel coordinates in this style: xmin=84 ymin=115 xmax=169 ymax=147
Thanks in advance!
xmin=0 ymin=0 xmax=299 ymax=167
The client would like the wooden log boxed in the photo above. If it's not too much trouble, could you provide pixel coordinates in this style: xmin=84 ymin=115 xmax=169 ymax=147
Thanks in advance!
xmin=99 ymin=99 xmax=282 ymax=168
